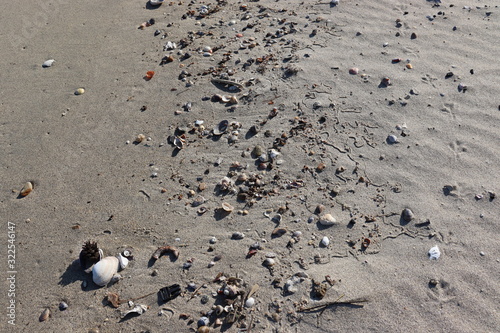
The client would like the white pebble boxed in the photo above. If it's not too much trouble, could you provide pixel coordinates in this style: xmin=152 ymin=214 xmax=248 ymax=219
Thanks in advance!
xmin=42 ymin=59 xmax=55 ymax=68
xmin=387 ymin=135 xmax=398 ymax=144
xmin=245 ymin=297 xmax=255 ymax=308
xmin=321 ymin=236 xmax=330 ymax=247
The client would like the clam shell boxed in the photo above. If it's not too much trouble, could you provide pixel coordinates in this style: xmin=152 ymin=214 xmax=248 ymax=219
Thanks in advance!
xmin=20 ymin=181 xmax=33 ymax=197
xmin=39 ymin=308 xmax=51 ymax=322
xmin=42 ymin=59 xmax=55 ymax=68
xmin=213 ymin=120 xmax=229 ymax=135
xmin=263 ymin=258 xmax=275 ymax=267
xmin=319 ymin=214 xmax=336 ymax=226
xmin=221 ymin=202 xmax=234 ymax=212
xmin=117 ymin=253 xmax=129 ymax=270
xmin=387 ymin=134 xmax=398 ymax=144
xmin=92 ymin=256 xmax=119 ymax=287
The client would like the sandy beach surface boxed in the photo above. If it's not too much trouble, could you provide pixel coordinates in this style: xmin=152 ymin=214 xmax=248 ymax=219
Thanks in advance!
xmin=1 ymin=0 xmax=499 ymax=332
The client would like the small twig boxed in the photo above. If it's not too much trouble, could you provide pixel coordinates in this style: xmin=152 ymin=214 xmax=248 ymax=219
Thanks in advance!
xmin=298 ymin=297 xmax=369 ymax=313
xmin=211 ymin=78 xmax=244 ymax=89
xmin=187 ymin=285 xmax=203 ymax=303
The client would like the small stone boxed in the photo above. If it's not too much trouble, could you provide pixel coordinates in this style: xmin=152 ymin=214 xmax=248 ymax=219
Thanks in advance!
xmin=59 ymin=302 xmax=68 ymax=311
xmin=198 ymin=316 xmax=210 ymax=327
xmin=479 ymin=251 xmax=485 ymax=256
xmin=245 ymin=297 xmax=255 ymax=308
xmin=75 ymin=88 xmax=85 ymax=95
xmin=387 ymin=135 xmax=398 ymax=144
xmin=321 ymin=236 xmax=330 ymax=247
xmin=410 ymin=32 xmax=417 ymax=39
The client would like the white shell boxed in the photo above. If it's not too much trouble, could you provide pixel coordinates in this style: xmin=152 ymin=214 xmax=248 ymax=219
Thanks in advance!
xmin=245 ymin=297 xmax=255 ymax=308
xmin=263 ymin=258 xmax=275 ymax=266
xmin=319 ymin=214 xmax=336 ymax=226
xmin=121 ymin=304 xmax=148 ymax=318
xmin=149 ymin=0 xmax=164 ymax=5
xmin=92 ymin=256 xmax=119 ymax=287
xmin=42 ymin=59 xmax=55 ymax=68
xmin=428 ymin=246 xmax=441 ymax=260
xmin=117 ymin=253 xmax=129 ymax=270
xmin=321 ymin=236 xmax=330 ymax=247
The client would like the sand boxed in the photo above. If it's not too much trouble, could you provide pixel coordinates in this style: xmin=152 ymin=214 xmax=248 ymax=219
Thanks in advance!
xmin=1 ymin=0 xmax=499 ymax=332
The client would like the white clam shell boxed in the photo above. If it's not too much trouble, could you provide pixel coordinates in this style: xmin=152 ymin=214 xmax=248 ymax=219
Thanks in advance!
xmin=319 ymin=214 xmax=336 ymax=226
xmin=92 ymin=256 xmax=119 ymax=287
xmin=117 ymin=253 xmax=129 ymax=270
xmin=42 ymin=59 xmax=55 ymax=68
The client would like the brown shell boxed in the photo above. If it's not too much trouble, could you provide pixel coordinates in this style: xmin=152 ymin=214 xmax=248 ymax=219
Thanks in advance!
xmin=39 ymin=308 xmax=51 ymax=322
xmin=20 ymin=181 xmax=33 ymax=197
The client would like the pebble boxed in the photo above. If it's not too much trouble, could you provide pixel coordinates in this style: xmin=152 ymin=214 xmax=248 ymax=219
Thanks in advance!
xmin=321 ymin=236 xmax=330 ymax=247
xmin=198 ymin=316 xmax=210 ymax=327
xmin=402 ymin=208 xmax=415 ymax=222
xmin=75 ymin=88 xmax=85 ymax=95
xmin=245 ymin=297 xmax=255 ymax=308
xmin=428 ymin=246 xmax=441 ymax=260
xmin=479 ymin=251 xmax=485 ymax=256
xmin=387 ymin=135 xmax=398 ymax=144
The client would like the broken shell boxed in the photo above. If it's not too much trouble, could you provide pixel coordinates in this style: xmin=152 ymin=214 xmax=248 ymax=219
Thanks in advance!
xmin=321 ymin=236 xmax=330 ymax=247
xmin=42 ymin=59 xmax=55 ymax=68
xmin=269 ymin=149 xmax=280 ymax=160
xmin=20 ymin=181 xmax=33 ymax=197
xmin=173 ymin=136 xmax=185 ymax=149
xmin=319 ymin=214 xmax=336 ymax=226
xmin=59 ymin=301 xmax=68 ymax=311
xmin=92 ymin=256 xmax=120 ymax=287
xmin=237 ymin=173 xmax=248 ymax=182
xmin=231 ymin=232 xmax=245 ymax=240
xmin=221 ymin=202 xmax=234 ymax=212
xmin=229 ymin=96 xmax=238 ymax=105
xmin=402 ymin=208 xmax=414 ymax=222
xmin=428 ymin=245 xmax=441 ymax=260
xmin=315 ymin=204 xmax=325 ymax=214
xmin=197 ymin=207 xmax=208 ymax=215
xmin=152 ymin=245 xmax=179 ymax=260
xmin=39 ymin=308 xmax=51 ymax=322
xmin=214 ymin=304 xmax=224 ymax=315
xmin=192 ymin=195 xmax=206 ymax=207
xmin=198 ymin=316 xmax=210 ymax=327
xmin=121 ymin=304 xmax=148 ymax=319
xmin=75 ymin=88 xmax=85 ymax=95
xmin=245 ymin=297 xmax=255 ymax=308
xmin=272 ymin=228 xmax=287 ymax=237
xmin=213 ymin=120 xmax=229 ymax=135
xmin=214 ymin=318 xmax=223 ymax=327
xmin=135 ymin=134 xmax=146 ymax=143
xmin=117 ymin=253 xmax=129 ymax=270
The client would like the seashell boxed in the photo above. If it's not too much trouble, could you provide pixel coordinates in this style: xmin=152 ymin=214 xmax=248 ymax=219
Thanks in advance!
xmin=92 ymin=256 xmax=119 ymax=287
xmin=209 ymin=237 xmax=217 ymax=244
xmin=406 ymin=63 xmax=413 ymax=69
xmin=214 ymin=304 xmax=224 ymax=315
xmin=263 ymin=258 xmax=275 ymax=267
xmin=221 ymin=202 xmax=234 ymax=212
xmin=197 ymin=326 xmax=210 ymax=333
xmin=237 ymin=173 xmax=248 ymax=182
xmin=75 ymin=88 xmax=85 ymax=95
xmin=229 ymin=96 xmax=238 ymax=105
xmin=121 ymin=304 xmax=148 ymax=319
xmin=271 ymin=214 xmax=282 ymax=223
xmin=321 ymin=236 xmax=330 ymax=247
xmin=245 ymin=297 xmax=255 ymax=308
xmin=319 ymin=214 xmax=336 ymax=226
xmin=145 ymin=71 xmax=155 ymax=80
xmin=42 ymin=59 xmax=55 ymax=68
xmin=292 ymin=230 xmax=302 ymax=238
xmin=428 ymin=245 xmax=441 ymax=260
xmin=164 ymin=41 xmax=176 ymax=51
xmin=59 ymin=301 xmax=68 ymax=311
xmin=135 ymin=134 xmax=146 ymax=143
xmin=152 ymin=245 xmax=179 ymax=260
xmin=39 ymin=308 xmax=51 ymax=322
xmin=269 ymin=149 xmax=280 ymax=160
xmin=117 ymin=253 xmax=129 ymax=270
xmin=331 ymin=0 xmax=339 ymax=5
xmin=220 ymin=95 xmax=231 ymax=103
xmin=202 ymin=46 xmax=212 ymax=53
xmin=272 ymin=228 xmax=287 ymax=237
xmin=387 ymin=134 xmax=398 ymax=144
xmin=149 ymin=0 xmax=164 ymax=6
xmin=214 ymin=318 xmax=223 ymax=327
xmin=197 ymin=206 xmax=208 ymax=215
xmin=315 ymin=204 xmax=325 ymax=214
xmin=173 ymin=136 xmax=185 ymax=149
xmin=213 ymin=120 xmax=229 ymax=135
xmin=192 ymin=195 xmax=205 ymax=207
xmin=349 ymin=67 xmax=359 ymax=75
xmin=402 ymin=208 xmax=414 ymax=222
xmin=20 ymin=181 xmax=33 ymax=197
xmin=198 ymin=316 xmax=210 ymax=327
xmin=231 ymin=232 xmax=245 ymax=240
xmin=249 ymin=125 xmax=260 ymax=134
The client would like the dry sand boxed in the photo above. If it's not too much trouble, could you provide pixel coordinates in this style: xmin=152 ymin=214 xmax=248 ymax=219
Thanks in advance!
xmin=1 ymin=0 xmax=499 ymax=332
